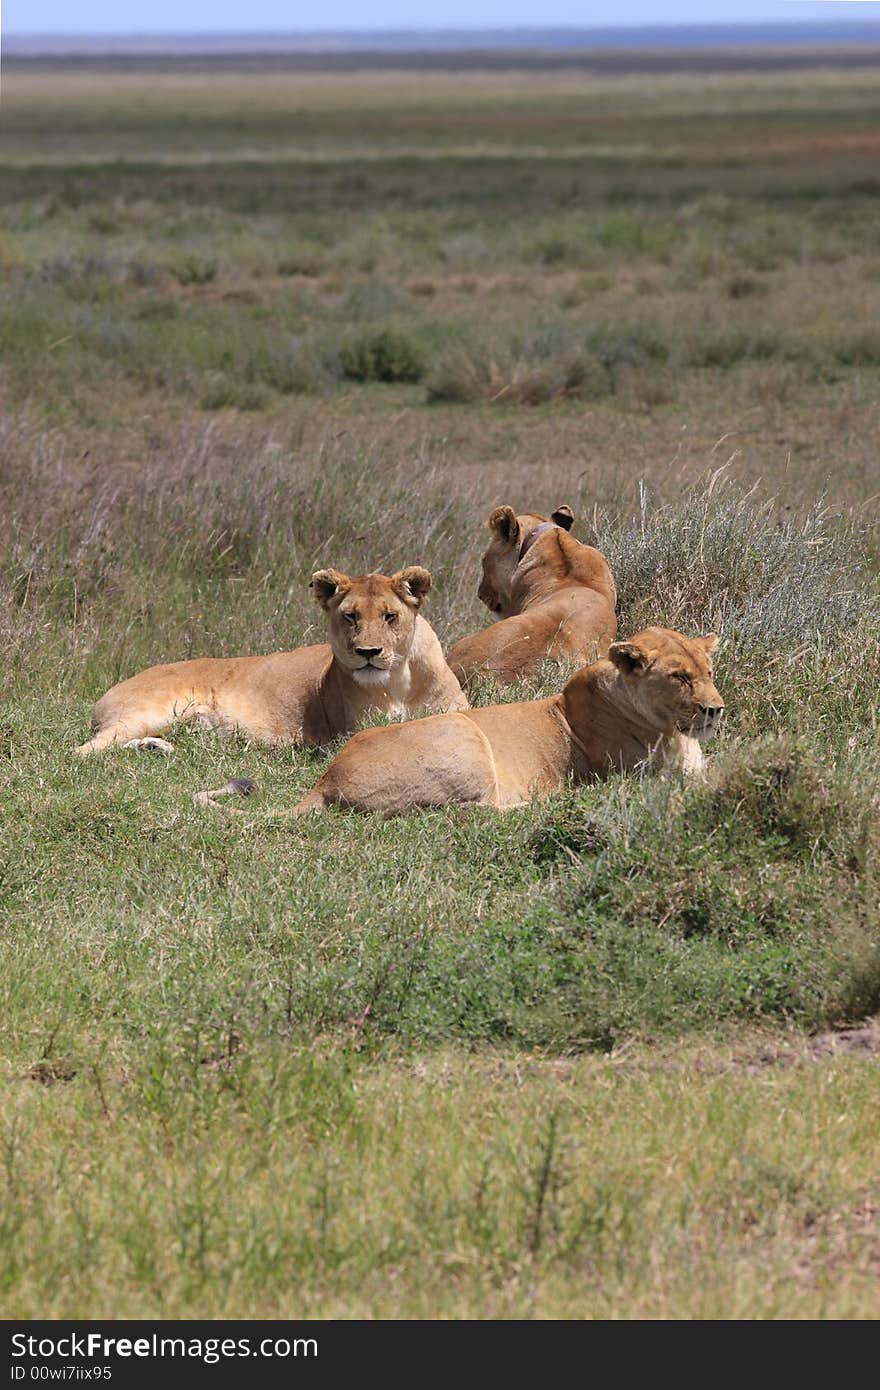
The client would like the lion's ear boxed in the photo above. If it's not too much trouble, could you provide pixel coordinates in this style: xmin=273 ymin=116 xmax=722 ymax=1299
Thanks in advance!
xmin=488 ymin=505 xmax=519 ymax=546
xmin=392 ymin=566 xmax=432 ymax=607
xmin=310 ymin=568 xmax=351 ymax=608
xmin=699 ymin=633 xmax=720 ymax=654
xmin=551 ymin=505 xmax=574 ymax=531
xmin=608 ymin=640 xmax=648 ymax=673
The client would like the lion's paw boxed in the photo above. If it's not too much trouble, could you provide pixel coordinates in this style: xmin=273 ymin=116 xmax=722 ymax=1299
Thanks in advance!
xmin=123 ymin=737 xmax=175 ymax=755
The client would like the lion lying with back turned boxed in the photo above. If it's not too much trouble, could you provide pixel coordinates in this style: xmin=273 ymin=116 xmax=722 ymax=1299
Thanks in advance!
xmin=200 ymin=627 xmax=723 ymax=815
xmin=77 ymin=566 xmax=467 ymax=757
xmin=447 ymin=503 xmax=618 ymax=688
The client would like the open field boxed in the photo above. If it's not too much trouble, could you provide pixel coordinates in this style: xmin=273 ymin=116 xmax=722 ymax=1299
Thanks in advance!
xmin=1 ymin=57 xmax=879 ymax=1318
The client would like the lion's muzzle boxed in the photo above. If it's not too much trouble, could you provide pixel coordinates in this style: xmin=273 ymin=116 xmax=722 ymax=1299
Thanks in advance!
xmin=691 ymin=703 xmax=725 ymax=740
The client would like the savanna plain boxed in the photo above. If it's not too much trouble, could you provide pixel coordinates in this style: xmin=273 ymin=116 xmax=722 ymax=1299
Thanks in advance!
xmin=1 ymin=53 xmax=879 ymax=1318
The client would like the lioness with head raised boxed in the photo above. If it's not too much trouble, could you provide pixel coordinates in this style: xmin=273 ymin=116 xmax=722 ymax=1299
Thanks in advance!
xmin=77 ymin=566 xmax=468 ymax=757
xmin=284 ymin=627 xmax=723 ymax=815
xmin=446 ymin=503 xmax=618 ymax=688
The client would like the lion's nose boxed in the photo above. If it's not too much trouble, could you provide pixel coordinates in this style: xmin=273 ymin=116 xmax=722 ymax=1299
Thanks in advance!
xmin=699 ymin=704 xmax=724 ymax=719
xmin=356 ymin=647 xmax=382 ymax=659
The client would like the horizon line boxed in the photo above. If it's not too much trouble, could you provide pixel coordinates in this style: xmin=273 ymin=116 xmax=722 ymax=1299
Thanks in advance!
xmin=8 ymin=19 xmax=880 ymax=38
xmin=8 ymin=19 xmax=880 ymax=30
xmin=9 ymin=20 xmax=880 ymax=61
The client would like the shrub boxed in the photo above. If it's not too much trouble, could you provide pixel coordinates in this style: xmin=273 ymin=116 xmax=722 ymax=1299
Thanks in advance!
xmin=425 ymin=319 xmax=682 ymax=406
xmin=36 ymin=253 xmax=119 ymax=302
xmin=245 ymin=335 xmax=340 ymax=396
xmin=833 ymin=328 xmax=880 ymax=367
xmin=587 ymin=323 xmax=671 ymax=373
xmin=336 ymin=278 xmax=409 ymax=321
xmin=133 ymin=297 xmax=179 ymax=321
xmin=338 ymin=326 xmax=426 ymax=383
xmin=200 ymin=374 xmax=270 ymax=412
xmin=727 ymin=274 xmax=763 ymax=299
xmin=171 ymin=256 xmax=218 ymax=286
xmin=277 ymin=250 xmax=324 ymax=278
xmin=126 ymin=257 xmax=166 ymax=288
xmin=424 ymin=344 xmax=491 ymax=402
xmin=425 ymin=339 xmax=610 ymax=405
xmin=687 ymin=329 xmax=781 ymax=368
xmin=530 ymin=234 xmax=574 ymax=266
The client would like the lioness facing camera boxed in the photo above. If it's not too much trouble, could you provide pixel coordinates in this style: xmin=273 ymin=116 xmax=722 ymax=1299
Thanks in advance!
xmin=77 ymin=567 xmax=467 ymax=756
xmin=447 ymin=504 xmax=617 ymax=688
xmin=284 ymin=627 xmax=723 ymax=816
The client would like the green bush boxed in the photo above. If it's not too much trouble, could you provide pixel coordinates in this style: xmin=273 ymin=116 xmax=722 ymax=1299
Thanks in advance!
xmin=276 ymin=250 xmax=324 ymax=277
xmin=245 ymin=335 xmax=339 ymax=396
xmin=199 ymin=373 xmax=270 ymax=412
xmin=336 ymin=278 xmax=410 ymax=321
xmin=338 ymin=326 xmax=426 ymax=383
xmin=687 ymin=329 xmax=781 ymax=368
xmin=171 ymin=255 xmax=218 ymax=286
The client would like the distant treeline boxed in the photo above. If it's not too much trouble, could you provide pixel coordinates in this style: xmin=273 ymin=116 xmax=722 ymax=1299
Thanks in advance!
xmin=7 ymin=22 xmax=880 ymax=54
xmin=6 ymin=43 xmax=880 ymax=76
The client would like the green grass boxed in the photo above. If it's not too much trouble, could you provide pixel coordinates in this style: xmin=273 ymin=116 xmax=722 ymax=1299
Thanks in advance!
xmin=5 ymin=1046 xmax=880 ymax=1318
xmin=1 ymin=57 xmax=879 ymax=1319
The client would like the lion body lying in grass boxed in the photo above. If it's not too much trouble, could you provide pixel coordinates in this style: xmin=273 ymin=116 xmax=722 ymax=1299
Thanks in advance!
xmin=288 ymin=628 xmax=723 ymax=815
xmin=447 ymin=504 xmax=618 ymax=688
xmin=77 ymin=567 xmax=467 ymax=756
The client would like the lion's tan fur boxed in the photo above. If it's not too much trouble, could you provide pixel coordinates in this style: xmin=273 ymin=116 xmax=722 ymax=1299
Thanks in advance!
xmin=77 ymin=567 xmax=467 ymax=756
xmin=292 ymin=628 xmax=723 ymax=815
xmin=447 ymin=504 xmax=618 ymax=688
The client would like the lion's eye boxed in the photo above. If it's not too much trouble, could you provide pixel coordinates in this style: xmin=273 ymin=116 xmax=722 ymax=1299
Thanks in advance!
xmin=384 ymin=612 xmax=398 ymax=624
xmin=343 ymin=611 xmax=358 ymax=625
xmin=672 ymin=671 xmax=692 ymax=685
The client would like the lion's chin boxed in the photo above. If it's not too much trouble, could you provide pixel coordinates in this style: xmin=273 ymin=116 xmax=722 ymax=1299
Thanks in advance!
xmin=352 ymin=666 xmax=392 ymax=686
xmin=689 ymin=721 xmax=721 ymax=744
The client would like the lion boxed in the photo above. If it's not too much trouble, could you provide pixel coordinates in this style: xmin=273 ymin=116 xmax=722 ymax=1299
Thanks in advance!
xmin=76 ymin=566 xmax=468 ymax=757
xmin=231 ymin=627 xmax=722 ymax=817
xmin=446 ymin=503 xmax=618 ymax=688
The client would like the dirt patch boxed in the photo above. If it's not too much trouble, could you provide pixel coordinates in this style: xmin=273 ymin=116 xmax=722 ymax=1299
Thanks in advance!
xmin=688 ymin=1019 xmax=880 ymax=1073
xmin=601 ymin=1018 xmax=880 ymax=1077
xmin=24 ymin=1060 xmax=77 ymax=1085
xmin=754 ymin=1018 xmax=880 ymax=1068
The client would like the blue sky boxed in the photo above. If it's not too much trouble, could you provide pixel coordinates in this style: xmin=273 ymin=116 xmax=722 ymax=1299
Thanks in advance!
xmin=5 ymin=2 xmax=879 ymax=37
